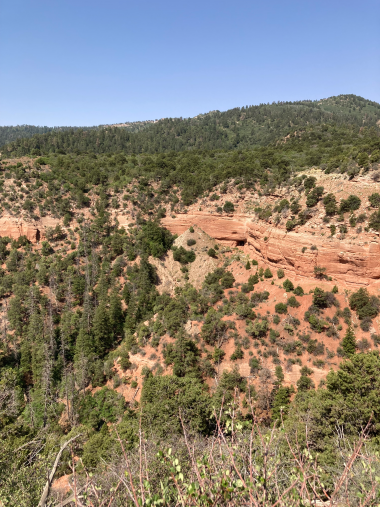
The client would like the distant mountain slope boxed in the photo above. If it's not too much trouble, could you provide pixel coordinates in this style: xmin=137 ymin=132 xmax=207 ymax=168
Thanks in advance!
xmin=0 ymin=120 xmax=155 ymax=149
xmin=2 ymin=94 xmax=380 ymax=156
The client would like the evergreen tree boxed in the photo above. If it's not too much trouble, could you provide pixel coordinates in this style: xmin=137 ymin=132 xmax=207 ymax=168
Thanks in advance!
xmin=342 ymin=325 xmax=357 ymax=356
xmin=92 ymin=301 xmax=111 ymax=355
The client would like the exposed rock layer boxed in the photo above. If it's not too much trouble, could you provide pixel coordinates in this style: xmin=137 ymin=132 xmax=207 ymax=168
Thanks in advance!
xmin=0 ymin=215 xmax=41 ymax=243
xmin=162 ymin=212 xmax=380 ymax=286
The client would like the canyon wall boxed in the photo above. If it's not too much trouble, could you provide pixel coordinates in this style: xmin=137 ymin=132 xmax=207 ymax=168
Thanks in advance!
xmin=162 ymin=212 xmax=380 ymax=286
xmin=0 ymin=215 xmax=41 ymax=243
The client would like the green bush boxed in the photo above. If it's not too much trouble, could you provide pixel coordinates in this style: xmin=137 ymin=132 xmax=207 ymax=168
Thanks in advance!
xmin=288 ymin=296 xmax=300 ymax=308
xmin=369 ymin=193 xmax=380 ymax=207
xmin=283 ymin=279 xmax=294 ymax=292
xmin=223 ymin=201 xmax=235 ymax=213
xmin=173 ymin=246 xmax=196 ymax=264
xmin=277 ymin=268 xmax=285 ymax=279
xmin=264 ymin=268 xmax=273 ymax=278
xmin=323 ymin=193 xmax=337 ymax=215
xmin=339 ymin=194 xmax=361 ymax=213
xmin=207 ymin=248 xmax=217 ymax=258
xmin=286 ymin=220 xmax=297 ymax=231
xmin=294 ymin=286 xmax=304 ymax=296
xmin=275 ymin=303 xmax=287 ymax=314
xmin=187 ymin=238 xmax=196 ymax=246
xmin=349 ymin=288 xmax=380 ymax=319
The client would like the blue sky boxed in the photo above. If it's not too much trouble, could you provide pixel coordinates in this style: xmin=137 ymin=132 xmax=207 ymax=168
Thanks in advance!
xmin=1 ymin=0 xmax=379 ymax=126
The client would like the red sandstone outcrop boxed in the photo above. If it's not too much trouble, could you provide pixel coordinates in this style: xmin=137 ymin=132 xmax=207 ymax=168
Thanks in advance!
xmin=0 ymin=215 xmax=42 ymax=243
xmin=162 ymin=212 xmax=380 ymax=286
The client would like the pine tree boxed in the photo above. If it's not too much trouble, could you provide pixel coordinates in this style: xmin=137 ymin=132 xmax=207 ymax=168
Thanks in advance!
xmin=92 ymin=301 xmax=111 ymax=355
xmin=342 ymin=325 xmax=356 ymax=356
xmin=109 ymin=285 xmax=123 ymax=338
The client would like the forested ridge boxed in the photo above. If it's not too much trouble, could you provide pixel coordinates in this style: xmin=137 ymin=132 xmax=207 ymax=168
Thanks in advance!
xmin=1 ymin=94 xmax=380 ymax=506
xmin=0 ymin=120 xmax=155 ymax=149
xmin=3 ymin=94 xmax=380 ymax=156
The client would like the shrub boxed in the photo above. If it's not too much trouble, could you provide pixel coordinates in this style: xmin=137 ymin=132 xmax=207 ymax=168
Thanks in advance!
xmin=369 ymin=209 xmax=380 ymax=231
xmin=349 ymin=288 xmax=380 ymax=319
xmin=230 ymin=346 xmax=244 ymax=361
xmin=288 ymin=296 xmax=300 ymax=308
xmin=277 ymin=269 xmax=285 ymax=279
xmin=294 ymin=286 xmax=304 ymax=296
xmin=303 ymin=176 xmax=316 ymax=192
xmin=207 ymin=248 xmax=217 ymax=258
xmin=314 ymin=266 xmax=326 ymax=279
xmin=357 ymin=338 xmax=371 ymax=352
xmin=187 ymin=238 xmax=196 ymax=246
xmin=283 ymin=279 xmax=294 ymax=292
xmin=360 ymin=317 xmax=373 ymax=332
xmin=286 ymin=220 xmax=297 ymax=231
xmin=339 ymin=195 xmax=361 ymax=213
xmin=264 ymin=268 xmax=273 ymax=278
xmin=250 ymin=291 xmax=269 ymax=306
xmin=249 ymin=356 xmax=261 ymax=374
xmin=173 ymin=246 xmax=196 ymax=264
xmin=245 ymin=261 xmax=251 ymax=270
xmin=246 ymin=319 xmax=268 ymax=338
xmin=223 ymin=201 xmax=235 ymax=213
xmin=306 ymin=186 xmax=324 ymax=207
xmin=323 ymin=193 xmax=337 ymax=215
xmin=369 ymin=193 xmax=380 ymax=208
xmin=189 ymin=226 xmax=194 ymax=233
xmin=275 ymin=303 xmax=287 ymax=314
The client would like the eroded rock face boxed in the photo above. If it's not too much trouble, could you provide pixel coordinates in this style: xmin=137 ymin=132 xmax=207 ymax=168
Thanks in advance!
xmin=0 ymin=215 xmax=41 ymax=243
xmin=162 ymin=212 xmax=380 ymax=286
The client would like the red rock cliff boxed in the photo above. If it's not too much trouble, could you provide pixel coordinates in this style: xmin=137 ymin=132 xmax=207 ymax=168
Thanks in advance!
xmin=162 ymin=212 xmax=380 ymax=286
xmin=0 ymin=216 xmax=41 ymax=243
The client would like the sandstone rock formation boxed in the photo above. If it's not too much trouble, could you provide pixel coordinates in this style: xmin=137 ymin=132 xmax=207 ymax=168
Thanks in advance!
xmin=162 ymin=212 xmax=380 ymax=286
xmin=0 ymin=215 xmax=42 ymax=243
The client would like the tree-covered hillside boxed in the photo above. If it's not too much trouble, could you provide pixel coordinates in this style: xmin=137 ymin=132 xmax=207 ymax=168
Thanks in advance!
xmin=1 ymin=94 xmax=380 ymax=505
xmin=3 ymin=94 xmax=380 ymax=156
xmin=0 ymin=121 xmax=155 ymax=149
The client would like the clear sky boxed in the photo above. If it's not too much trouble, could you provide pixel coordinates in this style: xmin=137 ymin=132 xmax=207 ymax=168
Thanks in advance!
xmin=1 ymin=0 xmax=379 ymax=126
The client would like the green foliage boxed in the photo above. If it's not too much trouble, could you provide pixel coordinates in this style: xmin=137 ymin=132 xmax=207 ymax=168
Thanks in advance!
xmin=339 ymin=194 xmax=361 ymax=212
xmin=277 ymin=268 xmax=285 ymax=279
xmin=246 ymin=319 xmax=269 ymax=338
xmin=349 ymin=287 xmax=380 ymax=319
xmin=275 ymin=303 xmax=287 ymax=314
xmin=369 ymin=192 xmax=380 ymax=207
xmin=141 ymin=375 xmax=211 ymax=435
xmin=294 ymin=285 xmax=304 ymax=296
xmin=306 ymin=186 xmax=324 ymax=207
xmin=323 ymin=193 xmax=337 ymax=215
xmin=303 ymin=176 xmax=316 ymax=192
xmin=223 ymin=201 xmax=235 ymax=213
xmin=78 ymin=388 xmax=126 ymax=429
xmin=201 ymin=308 xmax=228 ymax=345
xmin=369 ymin=208 xmax=380 ymax=231
xmin=172 ymin=246 xmax=196 ymax=264
xmin=283 ymin=279 xmax=294 ymax=292
xmin=141 ymin=221 xmax=175 ymax=258
xmin=342 ymin=326 xmax=357 ymax=356
xmin=287 ymin=296 xmax=300 ymax=308
xmin=264 ymin=268 xmax=273 ymax=278
xmin=207 ymin=248 xmax=217 ymax=258
xmin=163 ymin=332 xmax=200 ymax=377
